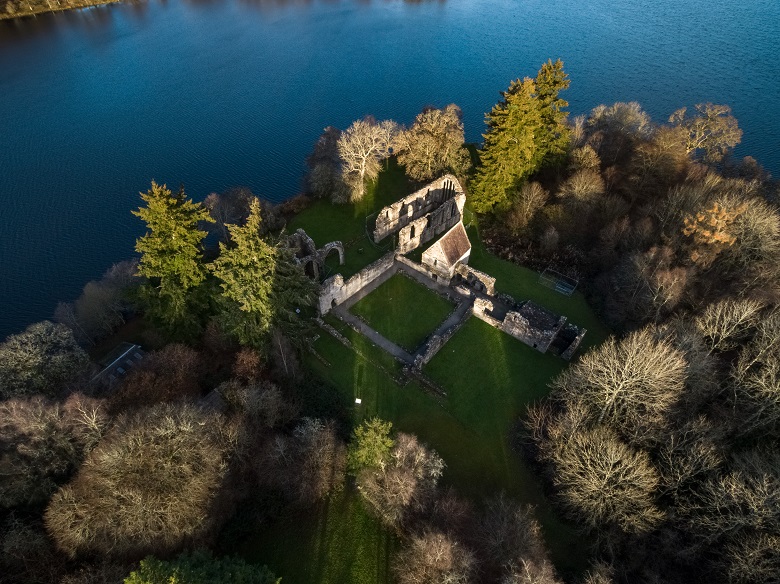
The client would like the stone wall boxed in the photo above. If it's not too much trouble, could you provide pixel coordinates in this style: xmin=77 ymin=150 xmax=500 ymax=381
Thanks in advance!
xmin=472 ymin=298 xmax=504 ymax=328
xmin=501 ymin=310 xmax=567 ymax=353
xmin=396 ymin=194 xmax=465 ymax=254
xmin=413 ymin=311 xmax=470 ymax=369
xmin=318 ymin=252 xmax=396 ymax=314
xmin=454 ymin=264 xmax=496 ymax=295
xmin=561 ymin=326 xmax=588 ymax=361
xmin=373 ymin=174 xmax=465 ymax=244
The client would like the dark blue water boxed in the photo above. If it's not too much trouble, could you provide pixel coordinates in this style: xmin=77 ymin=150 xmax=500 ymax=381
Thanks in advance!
xmin=1 ymin=0 xmax=778 ymax=338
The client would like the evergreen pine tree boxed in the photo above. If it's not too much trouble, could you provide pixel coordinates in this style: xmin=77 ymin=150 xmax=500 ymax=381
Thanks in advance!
xmin=210 ymin=198 xmax=316 ymax=350
xmin=533 ymin=58 xmax=571 ymax=169
xmin=132 ymin=181 xmax=213 ymax=339
xmin=470 ymin=78 xmax=542 ymax=214
xmin=470 ymin=60 xmax=570 ymax=215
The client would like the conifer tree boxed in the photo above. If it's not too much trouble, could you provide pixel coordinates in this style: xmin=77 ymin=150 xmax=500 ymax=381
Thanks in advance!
xmin=133 ymin=181 xmax=213 ymax=339
xmin=210 ymin=198 xmax=316 ymax=350
xmin=533 ymin=58 xmax=571 ymax=169
xmin=470 ymin=60 xmax=570 ymax=214
xmin=470 ymin=77 xmax=542 ymax=214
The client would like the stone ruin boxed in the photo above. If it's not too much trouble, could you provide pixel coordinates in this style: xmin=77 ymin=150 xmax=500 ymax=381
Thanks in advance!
xmin=288 ymin=228 xmax=344 ymax=280
xmin=373 ymin=174 xmax=466 ymax=254
xmin=311 ymin=173 xmax=587 ymax=361
xmin=473 ymin=297 xmax=587 ymax=360
xmin=453 ymin=264 xmax=495 ymax=295
xmin=318 ymin=252 xmax=395 ymax=314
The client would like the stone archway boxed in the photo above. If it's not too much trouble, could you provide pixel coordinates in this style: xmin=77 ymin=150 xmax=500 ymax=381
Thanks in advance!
xmin=320 ymin=241 xmax=345 ymax=266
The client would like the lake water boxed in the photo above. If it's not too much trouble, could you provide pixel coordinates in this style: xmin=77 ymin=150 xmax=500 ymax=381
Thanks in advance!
xmin=1 ymin=0 xmax=778 ymax=338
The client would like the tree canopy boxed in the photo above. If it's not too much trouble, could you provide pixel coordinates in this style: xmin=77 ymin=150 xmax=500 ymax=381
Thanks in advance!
xmin=0 ymin=321 xmax=89 ymax=399
xmin=132 ymin=181 xmax=213 ymax=339
xmin=124 ymin=551 xmax=279 ymax=584
xmin=210 ymin=197 xmax=316 ymax=351
xmin=469 ymin=60 xmax=570 ymax=214
xmin=396 ymin=104 xmax=470 ymax=181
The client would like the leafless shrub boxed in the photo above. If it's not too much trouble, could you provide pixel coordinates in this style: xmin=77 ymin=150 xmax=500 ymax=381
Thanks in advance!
xmin=393 ymin=530 xmax=476 ymax=584
xmin=45 ymin=403 xmax=231 ymax=559
xmin=109 ymin=344 xmax=202 ymax=412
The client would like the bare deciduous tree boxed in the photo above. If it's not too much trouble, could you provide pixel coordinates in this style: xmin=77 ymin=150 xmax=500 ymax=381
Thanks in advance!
xmin=722 ymin=532 xmax=780 ymax=584
xmin=542 ymin=424 xmax=664 ymax=534
xmin=393 ymin=530 xmax=475 ymax=584
xmin=669 ymin=103 xmax=742 ymax=163
xmin=108 ymin=344 xmax=203 ymax=413
xmin=396 ymin=104 xmax=470 ymax=181
xmin=557 ymin=169 xmax=605 ymax=203
xmin=568 ymin=144 xmax=601 ymax=172
xmin=357 ymin=432 xmax=444 ymax=528
xmin=0 ymin=394 xmax=108 ymax=509
xmin=506 ymin=182 xmax=549 ymax=234
xmin=255 ymin=417 xmax=346 ymax=505
xmin=475 ymin=493 xmax=560 ymax=583
xmin=656 ymin=416 xmax=722 ymax=498
xmin=306 ymin=126 xmax=348 ymax=200
xmin=45 ymin=403 xmax=231 ymax=559
xmin=501 ymin=559 xmax=562 ymax=584
xmin=55 ymin=260 xmax=141 ymax=346
xmin=695 ymin=298 xmax=764 ymax=353
xmin=337 ymin=118 xmax=398 ymax=202
xmin=551 ymin=328 xmax=687 ymax=445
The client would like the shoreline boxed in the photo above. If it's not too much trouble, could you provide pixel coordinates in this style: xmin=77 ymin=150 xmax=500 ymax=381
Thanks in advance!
xmin=1 ymin=0 xmax=126 ymax=21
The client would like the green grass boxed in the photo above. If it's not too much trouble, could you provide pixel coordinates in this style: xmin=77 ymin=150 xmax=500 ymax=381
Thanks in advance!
xmin=287 ymin=159 xmax=409 ymax=244
xmin=350 ymin=273 xmax=455 ymax=352
xmin=287 ymin=163 xmax=408 ymax=280
xmin=243 ymin=166 xmax=611 ymax=581
xmin=305 ymin=317 xmax=597 ymax=577
xmin=240 ymin=489 xmax=397 ymax=584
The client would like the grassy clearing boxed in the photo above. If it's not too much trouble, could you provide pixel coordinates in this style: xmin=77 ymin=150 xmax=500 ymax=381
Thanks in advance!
xmin=286 ymin=160 xmax=409 ymax=279
xmin=244 ymin=165 xmax=608 ymax=581
xmin=306 ymin=317 xmax=594 ymax=576
xmin=350 ymin=273 xmax=455 ymax=352
xmin=240 ymin=489 xmax=397 ymax=584
xmin=322 ymin=313 xmax=404 ymax=375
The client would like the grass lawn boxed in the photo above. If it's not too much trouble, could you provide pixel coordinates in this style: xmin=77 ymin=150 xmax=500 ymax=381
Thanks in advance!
xmin=286 ymin=160 xmax=409 ymax=279
xmin=301 ymin=318 xmax=596 ymax=577
xmin=242 ymin=166 xmax=610 ymax=581
xmin=240 ymin=489 xmax=397 ymax=584
xmin=350 ymin=273 xmax=455 ymax=352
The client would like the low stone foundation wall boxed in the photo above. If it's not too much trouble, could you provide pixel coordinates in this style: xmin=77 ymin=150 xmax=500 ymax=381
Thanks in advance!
xmin=413 ymin=311 xmax=470 ymax=369
xmin=318 ymin=252 xmax=395 ymax=314
xmin=472 ymin=298 xmax=504 ymax=328
xmin=395 ymin=254 xmax=434 ymax=278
